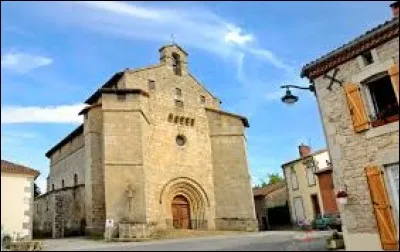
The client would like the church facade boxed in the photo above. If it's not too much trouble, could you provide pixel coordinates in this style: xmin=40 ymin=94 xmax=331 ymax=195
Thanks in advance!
xmin=33 ymin=44 xmax=258 ymax=238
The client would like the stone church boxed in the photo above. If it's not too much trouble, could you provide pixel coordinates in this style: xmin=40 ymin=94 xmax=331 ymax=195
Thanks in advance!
xmin=33 ymin=44 xmax=258 ymax=238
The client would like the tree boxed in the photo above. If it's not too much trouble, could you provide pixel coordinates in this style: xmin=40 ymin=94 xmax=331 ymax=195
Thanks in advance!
xmin=267 ymin=173 xmax=284 ymax=185
xmin=253 ymin=173 xmax=284 ymax=189
xmin=34 ymin=183 xmax=41 ymax=198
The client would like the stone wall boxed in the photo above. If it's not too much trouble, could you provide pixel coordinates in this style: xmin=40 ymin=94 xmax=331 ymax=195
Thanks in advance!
xmin=48 ymin=132 xmax=85 ymax=193
xmin=33 ymin=185 xmax=85 ymax=238
xmin=207 ymin=111 xmax=258 ymax=231
xmin=84 ymin=106 xmax=106 ymax=236
xmin=313 ymin=36 xmax=399 ymax=250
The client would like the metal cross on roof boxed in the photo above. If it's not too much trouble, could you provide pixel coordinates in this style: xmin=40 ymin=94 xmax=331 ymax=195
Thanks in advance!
xmin=171 ymin=34 xmax=175 ymax=44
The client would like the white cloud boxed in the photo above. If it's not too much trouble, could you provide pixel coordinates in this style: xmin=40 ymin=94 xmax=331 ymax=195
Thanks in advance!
xmin=224 ymin=26 xmax=254 ymax=45
xmin=248 ymin=48 xmax=292 ymax=71
xmin=34 ymin=1 xmax=288 ymax=70
xmin=1 ymin=103 xmax=84 ymax=124
xmin=1 ymin=52 xmax=53 ymax=73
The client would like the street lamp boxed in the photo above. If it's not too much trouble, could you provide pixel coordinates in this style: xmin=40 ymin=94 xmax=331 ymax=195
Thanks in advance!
xmin=281 ymin=84 xmax=315 ymax=105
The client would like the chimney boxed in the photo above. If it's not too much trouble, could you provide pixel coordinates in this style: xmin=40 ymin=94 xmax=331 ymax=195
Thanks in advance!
xmin=299 ymin=144 xmax=312 ymax=158
xmin=390 ymin=1 xmax=399 ymax=18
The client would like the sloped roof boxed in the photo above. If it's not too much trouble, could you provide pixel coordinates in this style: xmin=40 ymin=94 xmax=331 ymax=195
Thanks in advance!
xmin=253 ymin=181 xmax=286 ymax=197
xmin=45 ymin=124 xmax=84 ymax=158
xmin=205 ymin=107 xmax=249 ymax=127
xmin=1 ymin=160 xmax=40 ymax=179
xmin=301 ymin=17 xmax=399 ymax=79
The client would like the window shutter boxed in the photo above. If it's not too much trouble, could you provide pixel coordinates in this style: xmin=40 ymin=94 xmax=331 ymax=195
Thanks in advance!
xmin=344 ymin=83 xmax=369 ymax=133
xmin=388 ymin=63 xmax=399 ymax=103
xmin=365 ymin=165 xmax=399 ymax=250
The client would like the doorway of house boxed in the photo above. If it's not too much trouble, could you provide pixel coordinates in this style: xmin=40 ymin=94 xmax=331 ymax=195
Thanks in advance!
xmin=172 ymin=195 xmax=191 ymax=229
xmin=311 ymin=194 xmax=321 ymax=218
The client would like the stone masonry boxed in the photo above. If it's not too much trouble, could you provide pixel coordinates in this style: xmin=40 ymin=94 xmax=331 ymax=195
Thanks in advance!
xmin=34 ymin=44 xmax=258 ymax=238
xmin=304 ymin=15 xmax=399 ymax=250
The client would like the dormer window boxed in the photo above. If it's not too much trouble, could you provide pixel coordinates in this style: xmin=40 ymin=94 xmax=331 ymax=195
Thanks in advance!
xmin=172 ymin=53 xmax=182 ymax=76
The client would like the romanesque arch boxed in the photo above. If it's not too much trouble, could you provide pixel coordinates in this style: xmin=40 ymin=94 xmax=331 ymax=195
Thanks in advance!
xmin=159 ymin=177 xmax=209 ymax=229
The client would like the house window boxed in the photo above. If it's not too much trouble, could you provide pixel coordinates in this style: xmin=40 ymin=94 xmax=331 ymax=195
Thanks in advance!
xmin=148 ymin=80 xmax=156 ymax=90
xmin=172 ymin=53 xmax=182 ymax=76
xmin=200 ymin=95 xmax=206 ymax=105
xmin=305 ymin=159 xmax=316 ymax=186
xmin=364 ymin=73 xmax=399 ymax=127
xmin=291 ymin=167 xmax=299 ymax=190
xmin=361 ymin=51 xmax=374 ymax=66
xmin=385 ymin=163 xmax=399 ymax=217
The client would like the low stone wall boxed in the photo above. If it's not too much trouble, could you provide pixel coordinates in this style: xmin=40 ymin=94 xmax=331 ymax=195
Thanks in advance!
xmin=118 ymin=222 xmax=157 ymax=239
xmin=214 ymin=218 xmax=258 ymax=232
xmin=33 ymin=185 xmax=85 ymax=238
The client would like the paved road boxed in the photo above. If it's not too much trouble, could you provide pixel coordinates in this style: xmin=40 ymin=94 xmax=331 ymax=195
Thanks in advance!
xmin=43 ymin=231 xmax=332 ymax=251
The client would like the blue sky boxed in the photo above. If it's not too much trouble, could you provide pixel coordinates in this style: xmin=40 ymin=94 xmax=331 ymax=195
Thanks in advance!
xmin=1 ymin=1 xmax=393 ymax=192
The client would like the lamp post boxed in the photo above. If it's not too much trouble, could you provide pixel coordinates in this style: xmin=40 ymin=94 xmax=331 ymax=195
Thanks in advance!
xmin=281 ymin=84 xmax=315 ymax=105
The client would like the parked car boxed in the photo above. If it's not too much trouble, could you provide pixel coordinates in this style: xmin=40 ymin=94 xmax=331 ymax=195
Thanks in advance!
xmin=315 ymin=213 xmax=342 ymax=231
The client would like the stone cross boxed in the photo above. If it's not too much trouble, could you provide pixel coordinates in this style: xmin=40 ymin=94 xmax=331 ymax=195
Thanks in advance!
xmin=125 ymin=184 xmax=134 ymax=212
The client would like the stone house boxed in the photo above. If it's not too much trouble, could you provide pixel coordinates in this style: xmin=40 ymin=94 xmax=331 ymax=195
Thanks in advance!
xmin=253 ymin=181 xmax=290 ymax=230
xmin=33 ymin=44 xmax=258 ymax=238
xmin=1 ymin=160 xmax=40 ymax=240
xmin=282 ymin=145 xmax=337 ymax=225
xmin=300 ymin=2 xmax=399 ymax=250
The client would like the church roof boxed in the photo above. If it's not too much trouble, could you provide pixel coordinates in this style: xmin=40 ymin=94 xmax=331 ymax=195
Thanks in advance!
xmin=301 ymin=17 xmax=399 ymax=79
xmin=205 ymin=107 xmax=249 ymax=127
xmin=1 ymin=159 xmax=40 ymax=179
xmin=45 ymin=124 xmax=84 ymax=158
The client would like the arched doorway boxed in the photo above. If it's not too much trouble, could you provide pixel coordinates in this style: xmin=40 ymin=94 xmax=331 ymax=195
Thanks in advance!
xmin=172 ymin=195 xmax=191 ymax=229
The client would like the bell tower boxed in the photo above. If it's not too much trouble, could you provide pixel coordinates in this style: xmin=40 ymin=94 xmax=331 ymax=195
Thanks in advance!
xmin=159 ymin=44 xmax=188 ymax=75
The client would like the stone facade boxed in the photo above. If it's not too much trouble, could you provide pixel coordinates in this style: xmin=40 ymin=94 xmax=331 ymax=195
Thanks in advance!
xmin=282 ymin=149 xmax=330 ymax=224
xmin=34 ymin=44 xmax=258 ymax=238
xmin=304 ymin=16 xmax=399 ymax=250
xmin=33 ymin=185 xmax=85 ymax=238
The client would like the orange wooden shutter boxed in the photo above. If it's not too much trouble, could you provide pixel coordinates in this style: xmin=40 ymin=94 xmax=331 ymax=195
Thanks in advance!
xmin=365 ymin=165 xmax=399 ymax=250
xmin=388 ymin=63 xmax=399 ymax=103
xmin=344 ymin=83 xmax=369 ymax=132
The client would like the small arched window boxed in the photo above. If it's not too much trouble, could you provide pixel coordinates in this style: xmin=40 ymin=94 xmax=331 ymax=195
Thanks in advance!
xmin=52 ymin=184 xmax=55 ymax=191
xmin=168 ymin=114 xmax=174 ymax=122
xmin=62 ymin=179 xmax=65 ymax=188
xmin=74 ymin=174 xmax=78 ymax=186
xmin=172 ymin=53 xmax=182 ymax=76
